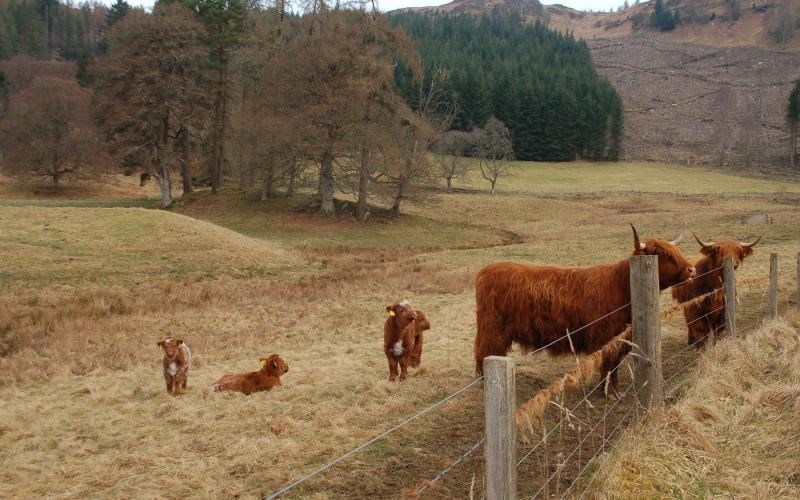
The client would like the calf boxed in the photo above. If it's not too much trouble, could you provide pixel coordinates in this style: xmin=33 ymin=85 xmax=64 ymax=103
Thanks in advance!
xmin=384 ymin=301 xmax=417 ymax=381
xmin=157 ymin=338 xmax=191 ymax=396
xmin=671 ymin=233 xmax=760 ymax=348
xmin=212 ymin=354 xmax=289 ymax=396
xmin=409 ymin=310 xmax=430 ymax=368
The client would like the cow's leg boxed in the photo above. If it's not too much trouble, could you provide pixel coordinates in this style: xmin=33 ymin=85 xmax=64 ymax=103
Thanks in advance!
xmin=399 ymin=355 xmax=409 ymax=381
xmin=603 ymin=368 xmax=621 ymax=401
xmin=165 ymin=375 xmax=173 ymax=394
xmin=474 ymin=315 xmax=510 ymax=375
xmin=387 ymin=354 xmax=398 ymax=382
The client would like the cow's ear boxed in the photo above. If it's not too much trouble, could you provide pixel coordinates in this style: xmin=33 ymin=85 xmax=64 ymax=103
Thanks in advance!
xmin=386 ymin=305 xmax=396 ymax=317
xmin=259 ymin=358 xmax=268 ymax=367
xmin=699 ymin=245 xmax=716 ymax=258
xmin=157 ymin=341 xmax=165 ymax=350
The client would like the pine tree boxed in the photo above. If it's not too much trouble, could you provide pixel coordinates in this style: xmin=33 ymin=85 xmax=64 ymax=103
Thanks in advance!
xmin=105 ymin=0 xmax=130 ymax=27
xmin=788 ymin=80 xmax=800 ymax=169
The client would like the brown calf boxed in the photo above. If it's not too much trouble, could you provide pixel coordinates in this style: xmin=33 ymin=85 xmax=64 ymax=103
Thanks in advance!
xmin=212 ymin=354 xmax=289 ymax=396
xmin=157 ymin=338 xmax=191 ymax=396
xmin=384 ymin=301 xmax=417 ymax=381
xmin=409 ymin=310 xmax=430 ymax=368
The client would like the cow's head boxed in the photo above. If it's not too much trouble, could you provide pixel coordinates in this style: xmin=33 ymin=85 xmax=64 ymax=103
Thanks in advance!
xmin=415 ymin=310 xmax=431 ymax=333
xmin=386 ymin=300 xmax=417 ymax=328
xmin=157 ymin=338 xmax=184 ymax=360
xmin=693 ymin=233 xmax=761 ymax=270
xmin=260 ymin=354 xmax=289 ymax=376
xmin=631 ymin=224 xmax=695 ymax=289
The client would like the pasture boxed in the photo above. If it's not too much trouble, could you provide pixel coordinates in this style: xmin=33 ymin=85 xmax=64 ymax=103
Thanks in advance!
xmin=1 ymin=161 xmax=798 ymax=498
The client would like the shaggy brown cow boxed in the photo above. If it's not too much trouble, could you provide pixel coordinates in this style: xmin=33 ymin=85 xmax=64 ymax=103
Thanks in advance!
xmin=212 ymin=354 xmax=289 ymax=396
xmin=671 ymin=233 xmax=760 ymax=348
xmin=384 ymin=301 xmax=417 ymax=381
xmin=409 ymin=310 xmax=431 ymax=368
xmin=474 ymin=224 xmax=695 ymax=398
xmin=157 ymin=338 xmax=191 ymax=396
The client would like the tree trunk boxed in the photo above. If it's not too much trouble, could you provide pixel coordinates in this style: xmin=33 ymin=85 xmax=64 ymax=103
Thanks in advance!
xmin=180 ymin=128 xmax=192 ymax=195
xmin=356 ymin=142 xmax=370 ymax=220
xmin=210 ymin=47 xmax=227 ymax=194
xmin=261 ymin=175 xmax=269 ymax=201
xmin=156 ymin=164 xmax=172 ymax=208
xmin=266 ymin=164 xmax=275 ymax=197
xmin=391 ymin=174 xmax=406 ymax=213
xmin=287 ymin=160 xmax=297 ymax=197
xmin=319 ymin=148 xmax=335 ymax=214
xmin=490 ymin=178 xmax=496 ymax=195
xmin=446 ymin=175 xmax=452 ymax=193
xmin=51 ymin=171 xmax=60 ymax=187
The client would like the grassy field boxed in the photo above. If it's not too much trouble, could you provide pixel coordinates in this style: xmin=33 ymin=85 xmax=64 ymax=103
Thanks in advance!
xmin=0 ymin=161 xmax=798 ymax=499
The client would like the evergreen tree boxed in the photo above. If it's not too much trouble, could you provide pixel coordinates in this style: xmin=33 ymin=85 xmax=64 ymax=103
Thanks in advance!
xmin=788 ymin=80 xmax=800 ymax=169
xmin=390 ymin=11 xmax=625 ymax=162
xmin=650 ymin=0 xmax=677 ymax=31
xmin=105 ymin=0 xmax=130 ymax=27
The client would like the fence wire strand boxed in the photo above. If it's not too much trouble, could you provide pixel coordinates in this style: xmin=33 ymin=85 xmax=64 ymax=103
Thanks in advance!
xmin=414 ymin=436 xmax=486 ymax=496
xmin=263 ymin=376 xmax=483 ymax=499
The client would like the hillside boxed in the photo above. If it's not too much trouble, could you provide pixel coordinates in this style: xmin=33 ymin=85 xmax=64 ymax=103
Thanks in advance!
xmin=589 ymin=314 xmax=800 ymax=498
xmin=397 ymin=0 xmax=800 ymax=169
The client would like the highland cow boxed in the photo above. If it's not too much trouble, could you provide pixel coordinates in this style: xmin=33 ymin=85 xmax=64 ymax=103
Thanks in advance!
xmin=474 ymin=224 xmax=695 ymax=398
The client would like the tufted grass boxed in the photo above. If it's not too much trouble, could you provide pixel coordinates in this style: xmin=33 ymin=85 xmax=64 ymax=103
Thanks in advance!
xmin=0 ymin=161 xmax=799 ymax=498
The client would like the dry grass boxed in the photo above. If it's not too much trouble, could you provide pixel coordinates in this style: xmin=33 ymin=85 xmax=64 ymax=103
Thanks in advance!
xmin=587 ymin=313 xmax=800 ymax=499
xmin=0 ymin=161 xmax=799 ymax=498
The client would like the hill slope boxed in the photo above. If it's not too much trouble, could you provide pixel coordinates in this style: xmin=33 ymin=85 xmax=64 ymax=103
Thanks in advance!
xmin=397 ymin=0 xmax=800 ymax=169
xmin=589 ymin=314 xmax=800 ymax=498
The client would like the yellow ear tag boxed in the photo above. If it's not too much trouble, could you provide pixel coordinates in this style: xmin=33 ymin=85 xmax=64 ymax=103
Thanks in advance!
xmin=388 ymin=310 xmax=396 ymax=317
xmin=260 ymin=359 xmax=268 ymax=367
xmin=159 ymin=345 xmax=165 ymax=351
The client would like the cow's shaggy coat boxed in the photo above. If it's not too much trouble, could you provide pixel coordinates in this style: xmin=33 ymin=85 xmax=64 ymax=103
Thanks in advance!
xmin=409 ymin=310 xmax=430 ymax=368
xmin=384 ymin=301 xmax=417 ymax=381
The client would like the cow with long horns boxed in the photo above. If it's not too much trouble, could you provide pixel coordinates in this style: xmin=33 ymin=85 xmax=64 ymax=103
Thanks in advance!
xmin=474 ymin=224 xmax=695 ymax=399
xmin=671 ymin=233 xmax=761 ymax=348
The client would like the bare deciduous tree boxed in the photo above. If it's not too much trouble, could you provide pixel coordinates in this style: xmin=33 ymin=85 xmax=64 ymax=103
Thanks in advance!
xmin=1 ymin=76 xmax=102 ymax=187
xmin=433 ymin=130 xmax=470 ymax=193
xmin=473 ymin=117 xmax=514 ymax=194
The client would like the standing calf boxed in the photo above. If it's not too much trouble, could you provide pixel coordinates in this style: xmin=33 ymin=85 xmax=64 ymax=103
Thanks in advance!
xmin=409 ymin=310 xmax=430 ymax=368
xmin=212 ymin=354 xmax=289 ymax=395
xmin=157 ymin=338 xmax=191 ymax=396
xmin=384 ymin=301 xmax=417 ymax=381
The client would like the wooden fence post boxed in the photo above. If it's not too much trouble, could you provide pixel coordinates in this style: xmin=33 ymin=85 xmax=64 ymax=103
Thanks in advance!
xmin=629 ymin=255 xmax=663 ymax=409
xmin=484 ymin=356 xmax=516 ymax=500
xmin=769 ymin=253 xmax=778 ymax=320
xmin=723 ymin=256 xmax=736 ymax=338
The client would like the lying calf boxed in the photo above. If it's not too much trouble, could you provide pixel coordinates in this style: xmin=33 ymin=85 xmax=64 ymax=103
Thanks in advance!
xmin=212 ymin=354 xmax=289 ymax=396
xmin=157 ymin=337 xmax=191 ymax=396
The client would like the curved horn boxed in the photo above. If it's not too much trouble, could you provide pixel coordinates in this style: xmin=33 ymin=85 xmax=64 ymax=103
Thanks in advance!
xmin=692 ymin=231 xmax=713 ymax=249
xmin=739 ymin=236 xmax=762 ymax=248
xmin=670 ymin=222 xmax=688 ymax=246
xmin=630 ymin=223 xmax=645 ymax=251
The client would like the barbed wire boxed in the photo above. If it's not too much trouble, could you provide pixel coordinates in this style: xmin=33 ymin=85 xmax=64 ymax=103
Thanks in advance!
xmin=263 ymin=376 xmax=484 ymax=499
xmin=662 ymin=265 xmax=724 ymax=293
xmin=413 ymin=436 xmax=486 ymax=496
xmin=662 ymin=324 xmax=725 ymax=367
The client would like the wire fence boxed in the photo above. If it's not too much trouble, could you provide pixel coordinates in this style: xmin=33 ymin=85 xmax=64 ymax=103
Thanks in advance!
xmin=264 ymin=255 xmax=787 ymax=499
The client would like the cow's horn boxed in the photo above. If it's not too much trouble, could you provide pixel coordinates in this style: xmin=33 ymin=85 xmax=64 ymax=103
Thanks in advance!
xmin=692 ymin=231 xmax=713 ymax=249
xmin=740 ymin=236 xmax=762 ymax=248
xmin=670 ymin=223 xmax=688 ymax=246
xmin=630 ymin=223 xmax=645 ymax=250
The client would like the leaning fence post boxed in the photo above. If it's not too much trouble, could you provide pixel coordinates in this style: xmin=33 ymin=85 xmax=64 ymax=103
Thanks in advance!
xmin=769 ymin=253 xmax=779 ymax=319
xmin=629 ymin=255 xmax=663 ymax=409
xmin=484 ymin=356 xmax=516 ymax=500
xmin=723 ymin=256 xmax=736 ymax=338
